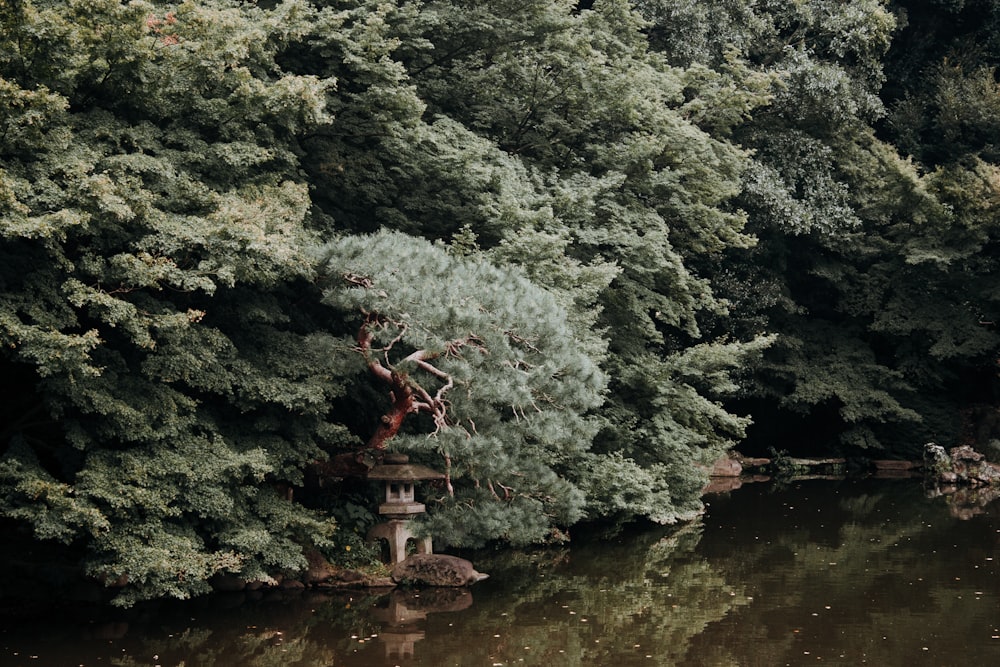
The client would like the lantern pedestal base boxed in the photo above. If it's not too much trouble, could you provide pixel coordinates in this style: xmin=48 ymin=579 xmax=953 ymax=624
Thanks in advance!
xmin=367 ymin=519 xmax=433 ymax=565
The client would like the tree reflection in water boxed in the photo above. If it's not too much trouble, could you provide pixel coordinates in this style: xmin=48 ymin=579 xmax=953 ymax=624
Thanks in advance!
xmin=3 ymin=479 xmax=1000 ymax=666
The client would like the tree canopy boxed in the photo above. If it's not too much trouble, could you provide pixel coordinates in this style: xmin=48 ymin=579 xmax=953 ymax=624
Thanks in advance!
xmin=2 ymin=0 xmax=1000 ymax=604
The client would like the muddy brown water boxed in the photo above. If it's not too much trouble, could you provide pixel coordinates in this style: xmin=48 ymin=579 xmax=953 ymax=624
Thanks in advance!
xmin=3 ymin=478 xmax=999 ymax=666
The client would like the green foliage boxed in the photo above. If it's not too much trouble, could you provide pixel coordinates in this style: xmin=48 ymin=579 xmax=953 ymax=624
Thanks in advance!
xmin=0 ymin=0 xmax=347 ymax=605
xmin=639 ymin=0 xmax=1000 ymax=456
xmin=4 ymin=0 xmax=1000 ymax=606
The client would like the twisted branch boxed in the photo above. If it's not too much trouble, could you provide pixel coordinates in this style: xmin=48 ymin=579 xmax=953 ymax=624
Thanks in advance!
xmin=356 ymin=310 xmax=485 ymax=450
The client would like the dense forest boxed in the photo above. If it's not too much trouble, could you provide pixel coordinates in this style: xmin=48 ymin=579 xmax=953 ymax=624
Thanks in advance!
xmin=2 ymin=0 xmax=999 ymax=606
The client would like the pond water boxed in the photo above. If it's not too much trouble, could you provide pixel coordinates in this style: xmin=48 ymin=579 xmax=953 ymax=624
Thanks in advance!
xmin=3 ymin=478 xmax=1000 ymax=666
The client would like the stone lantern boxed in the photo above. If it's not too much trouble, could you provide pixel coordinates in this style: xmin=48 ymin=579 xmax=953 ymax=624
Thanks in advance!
xmin=366 ymin=453 xmax=445 ymax=565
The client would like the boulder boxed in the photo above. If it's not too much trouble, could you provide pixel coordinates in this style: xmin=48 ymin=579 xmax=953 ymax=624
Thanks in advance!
xmin=950 ymin=445 xmax=984 ymax=462
xmin=923 ymin=443 xmax=952 ymax=476
xmin=708 ymin=454 xmax=742 ymax=477
xmin=391 ymin=554 xmax=488 ymax=587
xmin=303 ymin=548 xmax=339 ymax=585
xmin=924 ymin=442 xmax=1000 ymax=489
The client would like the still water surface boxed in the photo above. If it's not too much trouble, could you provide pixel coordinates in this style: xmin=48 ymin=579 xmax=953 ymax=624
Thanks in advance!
xmin=3 ymin=479 xmax=999 ymax=666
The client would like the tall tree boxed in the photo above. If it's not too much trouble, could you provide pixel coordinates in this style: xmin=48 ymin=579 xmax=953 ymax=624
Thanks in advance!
xmin=640 ymin=0 xmax=1000 ymax=457
xmin=315 ymin=230 xmax=605 ymax=546
xmin=0 ymin=0 xmax=352 ymax=605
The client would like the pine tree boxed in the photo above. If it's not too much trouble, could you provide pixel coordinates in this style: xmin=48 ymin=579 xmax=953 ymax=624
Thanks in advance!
xmin=315 ymin=230 xmax=605 ymax=546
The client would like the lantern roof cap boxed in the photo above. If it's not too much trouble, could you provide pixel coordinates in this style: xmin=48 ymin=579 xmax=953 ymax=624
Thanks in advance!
xmin=367 ymin=453 xmax=445 ymax=481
